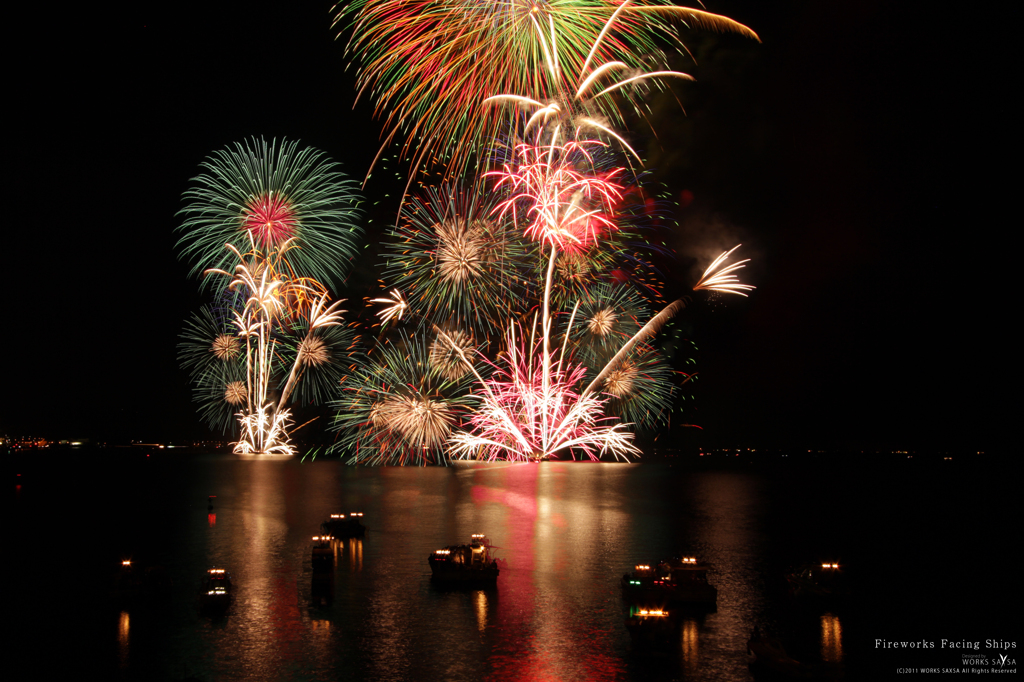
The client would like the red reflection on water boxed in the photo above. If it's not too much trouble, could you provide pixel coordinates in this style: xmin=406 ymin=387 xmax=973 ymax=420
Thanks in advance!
xmin=267 ymin=574 xmax=303 ymax=660
xmin=477 ymin=464 xmax=624 ymax=682
xmin=208 ymin=512 xmax=216 ymax=527
xmin=477 ymin=466 xmax=540 ymax=682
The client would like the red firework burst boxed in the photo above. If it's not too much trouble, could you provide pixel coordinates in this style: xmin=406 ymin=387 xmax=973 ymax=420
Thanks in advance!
xmin=489 ymin=140 xmax=624 ymax=255
xmin=243 ymin=192 xmax=298 ymax=247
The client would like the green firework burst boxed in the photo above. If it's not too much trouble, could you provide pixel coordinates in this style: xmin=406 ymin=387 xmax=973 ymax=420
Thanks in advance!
xmin=176 ymin=137 xmax=363 ymax=293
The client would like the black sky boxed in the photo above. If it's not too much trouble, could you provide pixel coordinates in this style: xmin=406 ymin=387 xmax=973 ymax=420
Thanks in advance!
xmin=7 ymin=1 xmax=1013 ymax=453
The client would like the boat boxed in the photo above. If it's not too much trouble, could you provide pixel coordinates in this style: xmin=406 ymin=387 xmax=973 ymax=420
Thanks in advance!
xmin=311 ymin=534 xmax=334 ymax=572
xmin=201 ymin=567 xmax=232 ymax=610
xmin=787 ymin=561 xmax=847 ymax=599
xmin=747 ymin=626 xmax=813 ymax=678
xmin=428 ymin=534 xmax=499 ymax=584
xmin=621 ymin=556 xmax=718 ymax=606
xmin=321 ymin=512 xmax=366 ymax=538
xmin=625 ymin=606 xmax=675 ymax=646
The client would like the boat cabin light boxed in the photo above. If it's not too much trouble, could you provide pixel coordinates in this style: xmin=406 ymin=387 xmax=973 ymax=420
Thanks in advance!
xmin=350 ymin=512 xmax=363 ymax=517
xmin=122 ymin=560 xmax=131 ymax=567
xmin=822 ymin=562 xmax=839 ymax=569
xmin=635 ymin=564 xmax=651 ymax=571
xmin=638 ymin=609 xmax=668 ymax=617
xmin=208 ymin=568 xmax=225 ymax=575
xmin=331 ymin=514 xmax=345 ymax=519
xmin=434 ymin=549 xmax=451 ymax=555
xmin=682 ymin=557 xmax=697 ymax=564
xmin=471 ymin=534 xmax=485 ymax=539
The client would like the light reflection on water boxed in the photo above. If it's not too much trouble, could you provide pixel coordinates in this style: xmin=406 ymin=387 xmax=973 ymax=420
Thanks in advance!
xmin=203 ymin=459 xmax=778 ymax=682
xmin=15 ymin=448 xmax=1015 ymax=682
xmin=59 ymin=457 xmax=871 ymax=681
xmin=821 ymin=613 xmax=843 ymax=663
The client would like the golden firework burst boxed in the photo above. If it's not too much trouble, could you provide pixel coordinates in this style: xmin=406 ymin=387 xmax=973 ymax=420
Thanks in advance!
xmin=588 ymin=307 xmax=618 ymax=337
xmin=224 ymin=381 xmax=247 ymax=405
xmin=297 ymin=336 xmax=330 ymax=367
xmin=211 ymin=334 xmax=240 ymax=360
xmin=603 ymin=361 xmax=637 ymax=398
xmin=372 ymin=396 xmax=454 ymax=448
xmin=429 ymin=330 xmax=475 ymax=380
xmin=435 ymin=219 xmax=497 ymax=284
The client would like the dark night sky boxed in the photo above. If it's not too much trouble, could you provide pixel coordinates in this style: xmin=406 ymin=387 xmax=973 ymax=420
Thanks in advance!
xmin=7 ymin=1 xmax=1013 ymax=453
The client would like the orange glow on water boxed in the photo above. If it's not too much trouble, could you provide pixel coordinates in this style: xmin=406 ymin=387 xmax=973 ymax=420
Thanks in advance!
xmin=821 ymin=612 xmax=843 ymax=662
xmin=117 ymin=611 xmax=130 ymax=668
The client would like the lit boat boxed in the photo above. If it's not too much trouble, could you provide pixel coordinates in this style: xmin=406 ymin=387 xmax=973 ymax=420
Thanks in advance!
xmin=786 ymin=561 xmax=846 ymax=599
xmin=321 ymin=512 xmax=366 ymax=538
xmin=620 ymin=556 xmax=718 ymax=606
xmin=428 ymin=534 xmax=499 ymax=583
xmin=201 ymin=567 xmax=232 ymax=609
xmin=311 ymin=535 xmax=334 ymax=571
xmin=625 ymin=606 xmax=675 ymax=645
xmin=112 ymin=559 xmax=143 ymax=597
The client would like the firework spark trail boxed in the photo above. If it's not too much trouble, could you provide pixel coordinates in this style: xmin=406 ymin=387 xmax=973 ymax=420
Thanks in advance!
xmin=583 ymin=298 xmax=686 ymax=398
xmin=693 ymin=244 xmax=755 ymax=296
xmin=235 ymin=404 xmax=295 ymax=455
xmin=370 ymin=289 xmax=409 ymax=324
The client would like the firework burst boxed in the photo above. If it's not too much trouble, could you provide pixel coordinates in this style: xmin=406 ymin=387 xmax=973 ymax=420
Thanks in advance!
xmin=330 ymin=339 xmax=477 ymax=465
xmin=693 ymin=244 xmax=755 ymax=296
xmin=447 ymin=324 xmax=639 ymax=462
xmin=489 ymin=138 xmax=624 ymax=254
xmin=211 ymin=334 xmax=240 ymax=361
xmin=176 ymin=137 xmax=363 ymax=293
xmin=596 ymin=343 xmax=678 ymax=429
xmin=338 ymin=0 xmax=757 ymax=177
xmin=380 ymin=182 xmax=531 ymax=333
xmin=429 ymin=329 xmax=476 ymax=381
xmin=566 ymin=281 xmax=647 ymax=355
xmin=224 ymin=381 xmax=247 ymax=406
xmin=179 ymin=233 xmax=354 ymax=455
xmin=179 ymin=303 xmax=247 ymax=432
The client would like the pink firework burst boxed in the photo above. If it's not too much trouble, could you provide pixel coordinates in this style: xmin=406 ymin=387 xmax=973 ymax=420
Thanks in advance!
xmin=445 ymin=326 xmax=638 ymax=462
xmin=243 ymin=192 xmax=298 ymax=247
xmin=489 ymin=140 xmax=624 ymax=255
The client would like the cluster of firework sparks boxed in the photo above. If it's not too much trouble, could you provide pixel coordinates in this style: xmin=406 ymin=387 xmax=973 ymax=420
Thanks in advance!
xmin=175 ymin=0 xmax=758 ymax=461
